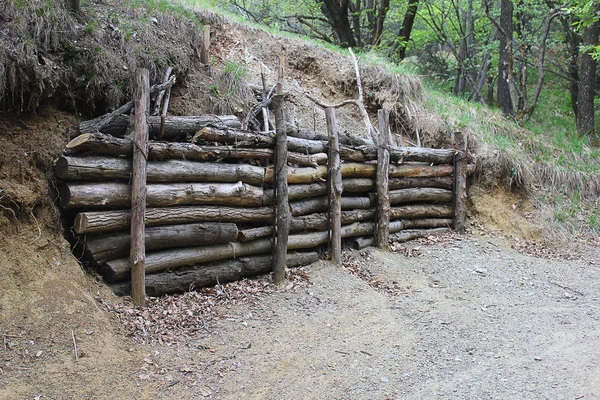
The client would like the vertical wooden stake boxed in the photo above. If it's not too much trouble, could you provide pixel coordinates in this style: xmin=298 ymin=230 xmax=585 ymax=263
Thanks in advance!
xmin=130 ymin=69 xmax=149 ymax=306
xmin=453 ymin=131 xmax=467 ymax=234
xmin=375 ymin=109 xmax=391 ymax=249
xmin=200 ymin=25 xmax=211 ymax=65
xmin=272 ymin=55 xmax=289 ymax=286
xmin=325 ymin=107 xmax=342 ymax=264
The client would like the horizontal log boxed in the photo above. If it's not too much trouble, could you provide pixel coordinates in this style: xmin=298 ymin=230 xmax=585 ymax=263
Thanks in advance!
xmin=288 ymin=222 xmax=375 ymax=250
xmin=193 ymin=127 xmax=327 ymax=154
xmin=56 ymin=157 xmax=266 ymax=186
xmin=389 ymin=164 xmax=453 ymax=178
xmin=389 ymin=188 xmax=453 ymax=205
xmin=60 ymin=181 xmax=265 ymax=209
xmin=95 ymin=114 xmax=241 ymax=139
xmin=350 ymin=237 xmax=373 ymax=250
xmin=85 ymin=222 xmax=238 ymax=264
xmin=339 ymin=145 xmax=455 ymax=164
xmin=290 ymin=196 xmax=372 ymax=216
xmin=238 ymin=209 xmax=376 ymax=241
xmin=388 ymin=177 xmax=453 ymax=190
xmin=74 ymin=205 xmax=273 ymax=234
xmin=265 ymin=165 xmax=328 ymax=184
xmin=288 ymin=128 xmax=373 ymax=147
xmin=340 ymin=163 xmax=377 ymax=178
xmin=401 ymin=218 xmax=453 ymax=229
xmin=65 ymin=133 xmax=327 ymax=167
xmin=342 ymin=178 xmax=374 ymax=192
xmin=108 ymin=251 xmax=320 ymax=296
xmin=390 ymin=228 xmax=450 ymax=242
xmin=103 ymin=238 xmax=274 ymax=282
xmin=389 ymin=205 xmax=453 ymax=219
xmin=104 ymin=222 xmax=373 ymax=282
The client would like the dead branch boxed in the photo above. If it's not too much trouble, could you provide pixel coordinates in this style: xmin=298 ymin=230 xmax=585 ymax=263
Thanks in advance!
xmin=305 ymin=49 xmax=379 ymax=143
xmin=80 ymin=76 xmax=176 ymax=134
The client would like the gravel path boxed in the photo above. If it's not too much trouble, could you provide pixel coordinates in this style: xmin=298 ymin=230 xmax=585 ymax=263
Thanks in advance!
xmin=143 ymin=234 xmax=600 ymax=399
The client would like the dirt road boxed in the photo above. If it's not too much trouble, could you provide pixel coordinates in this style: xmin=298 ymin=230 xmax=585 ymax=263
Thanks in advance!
xmin=2 ymin=234 xmax=598 ymax=399
xmin=143 ymin=235 xmax=600 ymax=399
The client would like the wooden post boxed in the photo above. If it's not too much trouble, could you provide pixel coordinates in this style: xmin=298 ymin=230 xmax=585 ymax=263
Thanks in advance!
xmin=453 ymin=131 xmax=467 ymax=234
xmin=70 ymin=0 xmax=80 ymax=12
xmin=200 ymin=25 xmax=211 ymax=65
xmin=272 ymin=55 xmax=289 ymax=286
xmin=130 ymin=69 xmax=150 ymax=306
xmin=375 ymin=109 xmax=391 ymax=248
xmin=325 ymin=107 xmax=342 ymax=265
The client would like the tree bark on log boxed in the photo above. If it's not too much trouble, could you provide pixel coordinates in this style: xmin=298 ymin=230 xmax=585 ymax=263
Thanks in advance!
xmin=193 ymin=127 xmax=328 ymax=154
xmin=375 ymin=109 xmax=391 ymax=249
xmin=326 ymin=107 xmax=343 ymax=265
xmin=389 ymin=205 xmax=453 ymax=219
xmin=65 ymin=133 xmax=327 ymax=167
xmin=453 ymin=132 xmax=467 ymax=234
xmin=342 ymin=178 xmax=374 ymax=192
xmin=287 ymin=222 xmax=375 ymax=250
xmin=389 ymin=177 xmax=453 ymax=190
xmin=103 ymin=238 xmax=274 ymax=282
xmin=389 ymin=164 xmax=453 ymax=178
xmin=109 ymin=251 xmax=320 ymax=297
xmin=389 ymin=188 xmax=453 ymax=205
xmin=272 ymin=93 xmax=290 ymax=285
xmin=60 ymin=181 xmax=266 ymax=209
xmin=401 ymin=218 xmax=453 ymax=229
xmin=290 ymin=196 xmax=372 ymax=217
xmin=351 ymin=236 xmax=374 ymax=249
xmin=288 ymin=127 xmax=373 ymax=147
xmin=86 ymin=222 xmax=238 ymax=264
xmin=74 ymin=205 xmax=273 ymax=234
xmin=390 ymin=228 xmax=450 ymax=242
xmin=238 ymin=209 xmax=375 ymax=241
xmin=56 ymin=156 xmax=267 ymax=186
xmin=130 ymin=68 xmax=149 ymax=306
xmin=94 ymin=115 xmax=241 ymax=139
xmin=264 ymin=165 xmax=328 ymax=184
xmin=104 ymin=222 xmax=372 ymax=282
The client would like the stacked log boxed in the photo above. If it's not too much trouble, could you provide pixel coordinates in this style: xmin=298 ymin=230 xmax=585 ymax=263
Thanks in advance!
xmin=58 ymin=112 xmax=468 ymax=297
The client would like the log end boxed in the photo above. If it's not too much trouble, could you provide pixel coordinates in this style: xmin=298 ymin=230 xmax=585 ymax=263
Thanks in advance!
xmin=55 ymin=156 xmax=69 ymax=180
xmin=65 ymin=133 xmax=92 ymax=150
xmin=59 ymin=184 xmax=72 ymax=208
xmin=73 ymin=213 xmax=88 ymax=234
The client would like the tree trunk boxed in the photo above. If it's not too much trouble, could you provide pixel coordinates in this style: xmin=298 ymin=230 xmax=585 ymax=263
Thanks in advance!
xmin=86 ymin=223 xmax=238 ymax=264
xmin=320 ymin=0 xmax=356 ymax=47
xmin=74 ymin=205 xmax=273 ymax=235
xmin=65 ymin=133 xmax=327 ymax=167
xmin=61 ymin=181 xmax=265 ymax=209
xmin=389 ymin=188 xmax=453 ymax=205
xmin=497 ymin=0 xmax=514 ymax=116
xmin=109 ymin=252 xmax=320 ymax=296
xmin=88 ymin=115 xmax=241 ymax=139
xmin=577 ymin=13 xmax=600 ymax=136
xmin=397 ymin=0 xmax=420 ymax=61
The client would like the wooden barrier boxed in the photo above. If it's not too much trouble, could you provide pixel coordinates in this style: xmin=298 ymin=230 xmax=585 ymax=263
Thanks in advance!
xmin=58 ymin=98 xmax=471 ymax=296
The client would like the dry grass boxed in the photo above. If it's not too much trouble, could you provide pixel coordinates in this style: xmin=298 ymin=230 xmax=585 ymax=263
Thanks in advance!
xmin=0 ymin=0 xmax=204 ymax=114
